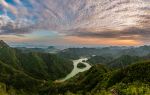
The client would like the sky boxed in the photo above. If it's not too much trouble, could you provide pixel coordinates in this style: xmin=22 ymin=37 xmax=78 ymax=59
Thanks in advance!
xmin=0 ymin=0 xmax=150 ymax=46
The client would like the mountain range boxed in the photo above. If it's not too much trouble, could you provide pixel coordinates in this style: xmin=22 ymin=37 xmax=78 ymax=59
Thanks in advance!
xmin=0 ymin=40 xmax=150 ymax=95
xmin=0 ymin=40 xmax=73 ymax=95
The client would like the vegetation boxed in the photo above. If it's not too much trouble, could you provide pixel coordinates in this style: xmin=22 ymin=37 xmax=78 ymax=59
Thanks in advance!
xmin=87 ymin=55 xmax=113 ymax=65
xmin=0 ymin=40 xmax=150 ymax=95
xmin=58 ymin=47 xmax=121 ymax=59
xmin=88 ymin=54 xmax=150 ymax=69
xmin=43 ymin=60 xmax=150 ymax=95
xmin=0 ymin=40 xmax=73 ymax=94
xmin=58 ymin=46 xmax=150 ymax=60
xmin=77 ymin=63 xmax=86 ymax=69
xmin=16 ymin=46 xmax=60 ymax=54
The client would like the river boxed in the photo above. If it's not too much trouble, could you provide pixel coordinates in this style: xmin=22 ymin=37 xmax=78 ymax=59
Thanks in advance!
xmin=55 ymin=58 xmax=91 ymax=82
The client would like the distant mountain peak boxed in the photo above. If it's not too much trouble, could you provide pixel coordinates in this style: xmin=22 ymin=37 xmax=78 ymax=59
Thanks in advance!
xmin=0 ymin=40 xmax=9 ymax=47
xmin=48 ymin=46 xmax=55 ymax=49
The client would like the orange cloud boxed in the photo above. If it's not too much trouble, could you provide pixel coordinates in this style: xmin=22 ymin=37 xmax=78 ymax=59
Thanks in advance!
xmin=0 ymin=35 xmax=30 ymax=42
xmin=0 ymin=34 xmax=143 ymax=46
xmin=65 ymin=36 xmax=142 ymax=46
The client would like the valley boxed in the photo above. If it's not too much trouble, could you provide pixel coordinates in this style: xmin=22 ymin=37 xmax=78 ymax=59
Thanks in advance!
xmin=0 ymin=40 xmax=150 ymax=95
xmin=55 ymin=58 xmax=91 ymax=82
xmin=0 ymin=0 xmax=150 ymax=94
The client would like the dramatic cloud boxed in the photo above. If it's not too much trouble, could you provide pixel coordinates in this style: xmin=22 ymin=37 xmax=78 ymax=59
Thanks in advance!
xmin=68 ymin=27 xmax=150 ymax=41
xmin=0 ymin=0 xmax=149 ymax=45
xmin=0 ymin=15 xmax=34 ymax=34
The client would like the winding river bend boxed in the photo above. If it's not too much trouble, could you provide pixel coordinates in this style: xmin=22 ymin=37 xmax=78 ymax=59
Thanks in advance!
xmin=55 ymin=58 xmax=91 ymax=82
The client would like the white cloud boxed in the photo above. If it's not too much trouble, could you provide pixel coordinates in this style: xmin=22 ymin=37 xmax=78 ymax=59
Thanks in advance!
xmin=0 ymin=0 xmax=149 ymax=35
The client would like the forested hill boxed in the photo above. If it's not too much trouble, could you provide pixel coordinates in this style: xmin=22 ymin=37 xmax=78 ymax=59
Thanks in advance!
xmin=1 ymin=40 xmax=150 ymax=95
xmin=0 ymin=40 xmax=73 ymax=94
xmin=58 ymin=46 xmax=150 ymax=59
xmin=45 ymin=60 xmax=150 ymax=95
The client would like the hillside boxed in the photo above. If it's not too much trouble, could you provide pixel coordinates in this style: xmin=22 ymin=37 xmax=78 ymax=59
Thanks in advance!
xmin=0 ymin=40 xmax=150 ymax=95
xmin=0 ymin=40 xmax=73 ymax=94
xmin=0 ymin=41 xmax=73 ymax=80
xmin=87 ymin=54 xmax=150 ymax=70
xmin=44 ymin=61 xmax=150 ymax=95
xmin=0 ymin=60 xmax=44 ymax=94
xmin=58 ymin=46 xmax=150 ymax=60
xmin=16 ymin=46 xmax=60 ymax=54
xmin=58 ymin=47 xmax=123 ymax=59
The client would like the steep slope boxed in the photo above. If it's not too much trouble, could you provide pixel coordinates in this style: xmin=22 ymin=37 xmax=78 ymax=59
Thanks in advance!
xmin=42 ymin=64 xmax=109 ymax=95
xmin=0 ymin=40 xmax=21 ymax=69
xmin=0 ymin=41 xmax=73 ymax=80
xmin=107 ymin=55 xmax=142 ymax=69
xmin=1 ymin=40 xmax=150 ymax=95
xmin=45 ymin=60 xmax=150 ymax=95
xmin=87 ymin=55 xmax=113 ymax=65
xmin=107 ymin=60 xmax=150 ymax=87
xmin=0 ymin=60 xmax=44 ymax=94
xmin=0 ymin=40 xmax=74 ymax=94
xmin=15 ymin=52 xmax=73 ymax=80
xmin=87 ymin=54 xmax=150 ymax=69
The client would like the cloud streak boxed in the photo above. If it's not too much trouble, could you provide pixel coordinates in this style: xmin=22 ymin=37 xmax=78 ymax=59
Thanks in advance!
xmin=0 ymin=0 xmax=149 ymax=45
xmin=68 ymin=27 xmax=150 ymax=45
